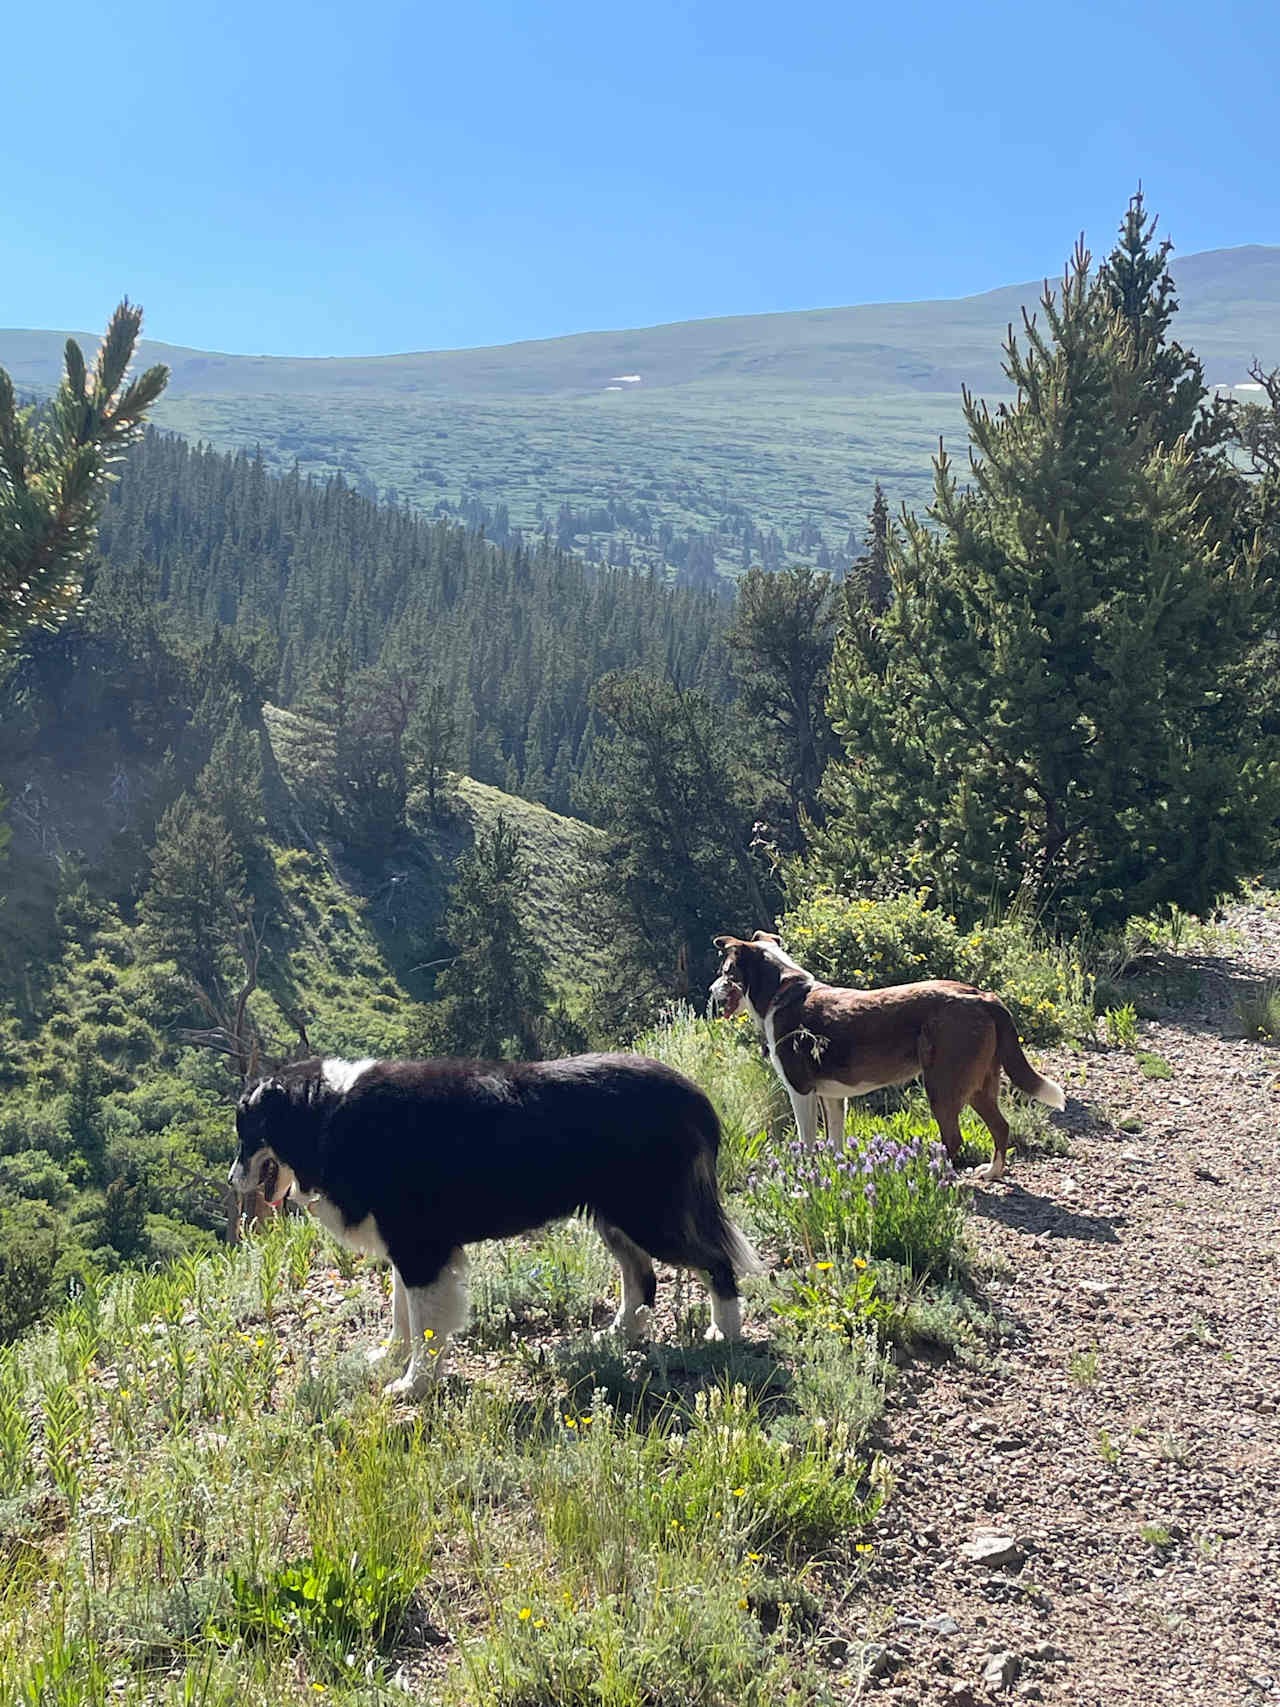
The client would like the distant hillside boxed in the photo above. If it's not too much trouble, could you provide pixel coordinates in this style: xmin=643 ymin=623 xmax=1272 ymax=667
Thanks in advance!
xmin=5 ymin=245 xmax=1279 ymax=577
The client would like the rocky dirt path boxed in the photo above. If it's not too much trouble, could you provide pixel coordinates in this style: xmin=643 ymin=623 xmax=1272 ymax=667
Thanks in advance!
xmin=849 ymin=896 xmax=1280 ymax=1707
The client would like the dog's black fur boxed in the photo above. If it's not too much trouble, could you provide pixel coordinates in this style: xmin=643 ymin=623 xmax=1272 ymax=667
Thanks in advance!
xmin=230 ymin=1053 xmax=758 ymax=1393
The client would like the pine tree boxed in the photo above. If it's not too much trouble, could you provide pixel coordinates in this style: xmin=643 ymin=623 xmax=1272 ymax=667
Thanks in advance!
xmin=811 ymin=229 xmax=1280 ymax=930
xmin=848 ymin=483 xmax=892 ymax=613
xmin=582 ymin=671 xmax=780 ymax=1026
xmin=406 ymin=681 xmax=458 ymax=822
xmin=726 ymin=564 xmax=837 ymax=838
xmin=0 ymin=301 xmax=168 ymax=650
xmin=419 ymin=817 xmax=552 ymax=1058
xmin=138 ymin=795 xmax=254 ymax=1006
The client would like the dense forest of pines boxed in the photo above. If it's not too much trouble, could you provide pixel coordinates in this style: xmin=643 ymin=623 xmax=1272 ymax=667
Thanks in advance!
xmin=88 ymin=431 xmax=733 ymax=813
xmin=1 ymin=196 xmax=1278 ymax=1340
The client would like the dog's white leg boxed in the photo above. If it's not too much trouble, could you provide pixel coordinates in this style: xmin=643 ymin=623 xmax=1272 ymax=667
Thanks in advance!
xmin=820 ymin=1096 xmax=846 ymax=1146
xmin=593 ymin=1220 xmax=656 ymax=1344
xmin=367 ymin=1266 xmax=410 ymax=1372
xmin=789 ymin=1087 xmax=820 ymax=1150
xmin=612 ymin=1256 xmax=654 ymax=1343
xmin=385 ymin=1249 xmax=469 ymax=1399
xmin=705 ymin=1290 xmax=742 ymax=1341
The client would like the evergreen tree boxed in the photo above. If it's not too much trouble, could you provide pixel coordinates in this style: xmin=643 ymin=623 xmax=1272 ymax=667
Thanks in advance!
xmin=419 ymin=817 xmax=553 ymax=1058
xmin=848 ymin=483 xmax=892 ymax=613
xmin=726 ymin=564 xmax=837 ymax=838
xmin=811 ymin=231 xmax=1280 ymax=930
xmin=0 ymin=301 xmax=167 ymax=650
xmin=138 ymin=795 xmax=255 ymax=1007
xmin=67 ymin=1035 xmax=108 ymax=1185
xmin=406 ymin=681 xmax=458 ymax=822
xmin=194 ymin=716 xmax=267 ymax=856
xmin=582 ymin=671 xmax=780 ymax=1027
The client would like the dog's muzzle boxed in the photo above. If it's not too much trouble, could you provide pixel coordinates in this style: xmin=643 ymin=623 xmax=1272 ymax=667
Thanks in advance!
xmin=710 ymin=975 xmax=744 ymax=1018
xmin=229 ymin=1154 xmax=281 ymax=1203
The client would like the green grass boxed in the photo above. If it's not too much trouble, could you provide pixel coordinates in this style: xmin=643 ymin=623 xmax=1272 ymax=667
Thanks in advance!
xmin=1234 ymin=978 xmax=1280 ymax=1040
xmin=1135 ymin=1051 xmax=1174 ymax=1081
xmin=0 ymin=1219 xmax=885 ymax=1704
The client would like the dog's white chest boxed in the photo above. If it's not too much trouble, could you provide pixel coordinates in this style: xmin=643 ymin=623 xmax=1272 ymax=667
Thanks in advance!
xmin=303 ymin=1194 xmax=390 ymax=1260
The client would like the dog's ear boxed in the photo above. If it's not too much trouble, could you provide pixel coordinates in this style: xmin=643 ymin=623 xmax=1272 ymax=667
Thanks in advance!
xmin=240 ymin=1075 xmax=285 ymax=1111
xmin=713 ymin=935 xmax=733 ymax=950
xmin=750 ymin=930 xmax=782 ymax=946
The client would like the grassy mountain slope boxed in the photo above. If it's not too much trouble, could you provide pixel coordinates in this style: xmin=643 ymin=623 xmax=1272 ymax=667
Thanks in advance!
xmin=6 ymin=247 xmax=1277 ymax=574
xmin=1 ymin=704 xmax=606 ymax=1084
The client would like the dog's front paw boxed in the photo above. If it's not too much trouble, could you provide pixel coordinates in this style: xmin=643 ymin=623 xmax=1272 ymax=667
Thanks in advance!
xmin=383 ymin=1366 xmax=433 ymax=1401
xmin=594 ymin=1305 xmax=653 ymax=1348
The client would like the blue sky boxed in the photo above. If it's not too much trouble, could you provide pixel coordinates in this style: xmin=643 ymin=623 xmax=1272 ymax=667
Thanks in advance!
xmin=4 ymin=0 xmax=1275 ymax=356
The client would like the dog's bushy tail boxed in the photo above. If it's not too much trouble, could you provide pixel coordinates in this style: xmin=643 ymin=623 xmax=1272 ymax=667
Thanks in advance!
xmin=993 ymin=1003 xmax=1066 ymax=1110
xmin=687 ymin=1146 xmax=764 ymax=1277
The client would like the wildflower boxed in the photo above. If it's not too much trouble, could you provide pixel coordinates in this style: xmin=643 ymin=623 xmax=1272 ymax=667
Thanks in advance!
xmin=731 ymin=1486 xmax=747 ymax=1497
xmin=747 ymin=1552 xmax=762 ymax=1561
xmin=518 ymin=1607 xmax=532 ymax=1621
xmin=855 ymin=1542 xmax=874 ymax=1554
xmin=563 ymin=1415 xmax=577 ymax=1428
xmin=739 ymin=1597 xmax=750 ymax=1609
xmin=814 ymin=1261 xmax=833 ymax=1271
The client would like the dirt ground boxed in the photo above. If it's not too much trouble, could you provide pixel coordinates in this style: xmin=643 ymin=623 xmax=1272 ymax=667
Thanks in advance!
xmin=843 ymin=896 xmax=1280 ymax=1706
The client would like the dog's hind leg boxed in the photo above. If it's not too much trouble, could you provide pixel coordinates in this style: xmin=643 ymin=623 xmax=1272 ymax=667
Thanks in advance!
xmin=969 ymin=1068 xmax=1010 ymax=1184
xmin=594 ymin=1219 xmax=657 ymax=1343
xmin=386 ymin=1248 xmax=469 ymax=1399
xmin=702 ymin=1254 xmax=742 ymax=1341
xmin=923 ymin=1075 xmax=965 ymax=1169
xmin=367 ymin=1265 xmax=411 ymax=1373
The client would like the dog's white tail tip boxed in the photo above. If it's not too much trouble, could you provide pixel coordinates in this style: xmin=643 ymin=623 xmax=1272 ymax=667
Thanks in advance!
xmin=1036 ymin=1075 xmax=1067 ymax=1112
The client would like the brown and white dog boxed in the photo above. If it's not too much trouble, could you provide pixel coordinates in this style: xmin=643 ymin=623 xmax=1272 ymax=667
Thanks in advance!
xmin=710 ymin=932 xmax=1065 ymax=1182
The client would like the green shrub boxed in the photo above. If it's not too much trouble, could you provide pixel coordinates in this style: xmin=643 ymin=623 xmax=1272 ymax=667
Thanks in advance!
xmin=781 ymin=886 xmax=1091 ymax=1043
xmin=1103 ymin=1001 xmax=1139 ymax=1047
xmin=0 ymin=1204 xmax=60 ymax=1343
xmin=0 ymin=1152 xmax=73 ymax=1206
xmin=218 ymin=1547 xmax=413 ymax=1661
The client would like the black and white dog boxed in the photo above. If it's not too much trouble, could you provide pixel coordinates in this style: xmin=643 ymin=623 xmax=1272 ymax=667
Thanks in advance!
xmin=229 ymin=1053 xmax=761 ymax=1397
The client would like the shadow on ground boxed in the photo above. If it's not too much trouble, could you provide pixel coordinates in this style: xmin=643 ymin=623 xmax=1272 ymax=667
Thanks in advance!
xmin=972 ymin=1183 xmax=1122 ymax=1244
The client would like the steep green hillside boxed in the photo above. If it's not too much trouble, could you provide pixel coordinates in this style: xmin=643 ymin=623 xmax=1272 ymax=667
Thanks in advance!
xmin=7 ymin=246 xmax=1277 ymax=577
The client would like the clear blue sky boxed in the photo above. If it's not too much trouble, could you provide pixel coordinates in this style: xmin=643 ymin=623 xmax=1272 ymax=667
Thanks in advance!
xmin=4 ymin=0 xmax=1275 ymax=356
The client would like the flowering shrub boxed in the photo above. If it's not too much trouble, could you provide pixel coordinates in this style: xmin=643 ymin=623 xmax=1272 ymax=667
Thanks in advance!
xmin=781 ymin=886 xmax=1091 ymax=1044
xmin=746 ymin=1110 xmax=966 ymax=1274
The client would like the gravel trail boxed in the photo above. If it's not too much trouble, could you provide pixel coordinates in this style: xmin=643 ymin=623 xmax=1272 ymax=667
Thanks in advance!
xmin=848 ymin=896 xmax=1280 ymax=1707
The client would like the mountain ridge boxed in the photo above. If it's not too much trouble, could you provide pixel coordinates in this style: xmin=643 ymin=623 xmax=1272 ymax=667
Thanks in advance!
xmin=5 ymin=244 xmax=1277 ymax=396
